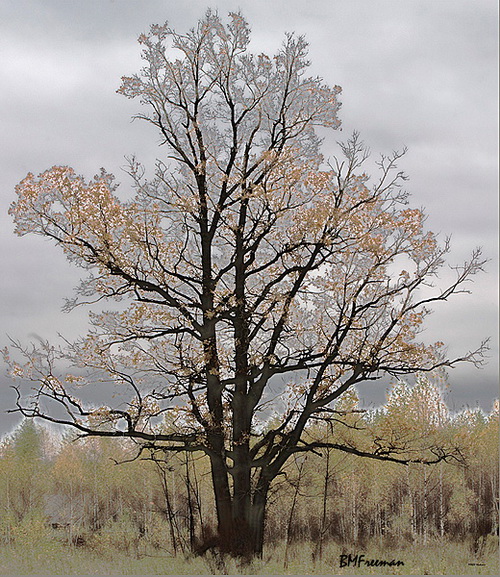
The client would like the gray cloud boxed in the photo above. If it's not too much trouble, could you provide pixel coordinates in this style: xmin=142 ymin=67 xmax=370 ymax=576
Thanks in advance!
xmin=1 ymin=0 xmax=498 ymax=436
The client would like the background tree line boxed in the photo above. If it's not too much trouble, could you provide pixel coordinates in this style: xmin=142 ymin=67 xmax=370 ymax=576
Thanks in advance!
xmin=1 ymin=377 xmax=497 ymax=560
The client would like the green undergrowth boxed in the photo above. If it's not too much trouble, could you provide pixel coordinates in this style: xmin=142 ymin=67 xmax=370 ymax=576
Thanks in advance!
xmin=0 ymin=535 xmax=498 ymax=575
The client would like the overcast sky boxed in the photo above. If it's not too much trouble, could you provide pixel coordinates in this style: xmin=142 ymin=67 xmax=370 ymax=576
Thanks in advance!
xmin=1 ymin=0 xmax=498 ymax=436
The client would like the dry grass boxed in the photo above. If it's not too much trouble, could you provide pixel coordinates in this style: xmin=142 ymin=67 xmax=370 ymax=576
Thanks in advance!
xmin=0 ymin=533 xmax=498 ymax=575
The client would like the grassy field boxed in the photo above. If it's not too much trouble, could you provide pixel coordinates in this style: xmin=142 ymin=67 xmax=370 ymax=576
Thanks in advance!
xmin=0 ymin=535 xmax=498 ymax=575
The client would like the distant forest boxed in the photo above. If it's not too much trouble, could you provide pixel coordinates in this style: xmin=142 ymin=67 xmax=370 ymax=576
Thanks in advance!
xmin=1 ymin=378 xmax=498 ymax=559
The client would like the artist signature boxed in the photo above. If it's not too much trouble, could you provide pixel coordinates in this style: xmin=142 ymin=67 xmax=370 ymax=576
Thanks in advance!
xmin=339 ymin=553 xmax=488 ymax=570
xmin=339 ymin=553 xmax=404 ymax=568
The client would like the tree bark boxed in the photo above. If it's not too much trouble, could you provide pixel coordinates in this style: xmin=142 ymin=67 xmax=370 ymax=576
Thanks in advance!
xmin=284 ymin=457 xmax=306 ymax=569
xmin=207 ymin=453 xmax=234 ymax=553
xmin=205 ymin=454 xmax=269 ymax=558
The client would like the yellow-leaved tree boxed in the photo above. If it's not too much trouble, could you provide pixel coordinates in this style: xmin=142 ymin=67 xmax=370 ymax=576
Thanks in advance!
xmin=6 ymin=11 xmax=487 ymax=558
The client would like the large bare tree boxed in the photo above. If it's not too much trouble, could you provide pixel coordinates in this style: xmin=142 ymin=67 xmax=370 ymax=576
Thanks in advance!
xmin=7 ymin=12 xmax=486 ymax=557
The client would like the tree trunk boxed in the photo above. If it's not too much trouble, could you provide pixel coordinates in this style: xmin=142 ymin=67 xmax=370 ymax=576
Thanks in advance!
xmin=439 ymin=461 xmax=444 ymax=539
xmin=226 ymin=485 xmax=268 ymax=558
xmin=407 ymin=466 xmax=416 ymax=542
xmin=423 ymin=465 xmax=428 ymax=545
xmin=205 ymin=455 xmax=269 ymax=558
xmin=208 ymin=452 xmax=234 ymax=553
xmin=316 ymin=450 xmax=330 ymax=562
xmin=155 ymin=460 xmax=181 ymax=555
xmin=284 ymin=457 xmax=307 ymax=569
xmin=247 ymin=481 xmax=269 ymax=557
xmin=185 ymin=454 xmax=196 ymax=550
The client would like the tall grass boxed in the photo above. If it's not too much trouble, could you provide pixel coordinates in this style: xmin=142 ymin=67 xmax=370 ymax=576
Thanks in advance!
xmin=0 ymin=531 xmax=497 ymax=575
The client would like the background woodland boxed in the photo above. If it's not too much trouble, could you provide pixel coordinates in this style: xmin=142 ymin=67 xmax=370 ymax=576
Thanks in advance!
xmin=1 ymin=377 xmax=497 ymax=570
